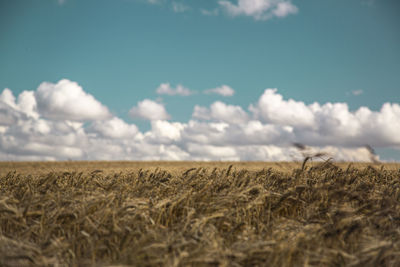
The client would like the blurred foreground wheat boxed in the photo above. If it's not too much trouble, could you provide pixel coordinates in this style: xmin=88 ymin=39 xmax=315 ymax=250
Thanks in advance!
xmin=0 ymin=162 xmax=400 ymax=266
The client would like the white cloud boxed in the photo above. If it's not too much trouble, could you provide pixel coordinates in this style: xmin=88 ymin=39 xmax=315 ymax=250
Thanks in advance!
xmin=142 ymin=0 xmax=297 ymax=21
xmin=0 ymin=89 xmax=16 ymax=107
xmin=272 ymin=1 xmax=298 ymax=17
xmin=193 ymin=101 xmax=249 ymax=124
xmin=0 ymin=89 xmax=38 ymax=124
xmin=129 ymin=99 xmax=171 ymax=121
xmin=35 ymin=79 xmax=111 ymax=121
xmin=0 ymin=103 xmax=19 ymax=126
xmin=249 ymin=88 xmax=315 ymax=128
xmin=0 ymin=91 xmax=25 ymax=126
xmin=172 ymin=2 xmax=190 ymax=13
xmin=181 ymin=119 xmax=292 ymax=147
xmin=218 ymin=0 xmax=298 ymax=20
xmin=0 ymin=117 xmax=87 ymax=160
xmin=156 ymin=83 xmax=195 ymax=96
xmin=204 ymin=85 xmax=235 ymax=96
xmin=58 ymin=0 xmax=66 ymax=5
xmin=88 ymin=117 xmax=139 ymax=139
xmin=144 ymin=120 xmax=185 ymax=144
xmin=250 ymin=88 xmax=400 ymax=148
xmin=17 ymin=91 xmax=39 ymax=119
xmin=1 ymin=80 xmax=400 ymax=162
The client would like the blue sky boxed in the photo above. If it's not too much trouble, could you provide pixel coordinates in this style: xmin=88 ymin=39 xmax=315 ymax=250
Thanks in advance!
xmin=0 ymin=0 xmax=399 ymax=161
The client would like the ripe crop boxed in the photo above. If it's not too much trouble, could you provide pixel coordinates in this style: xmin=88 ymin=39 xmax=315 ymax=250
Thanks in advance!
xmin=0 ymin=161 xmax=399 ymax=266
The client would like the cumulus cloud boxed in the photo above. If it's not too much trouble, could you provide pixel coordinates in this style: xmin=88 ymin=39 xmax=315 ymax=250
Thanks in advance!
xmin=249 ymin=88 xmax=400 ymax=148
xmin=35 ymin=79 xmax=111 ymax=121
xmin=1 ymin=80 xmax=400 ymax=162
xmin=156 ymin=83 xmax=195 ymax=96
xmin=249 ymin=88 xmax=315 ymax=128
xmin=129 ymin=99 xmax=171 ymax=121
xmin=0 ymin=117 xmax=87 ymax=161
xmin=204 ymin=85 xmax=235 ymax=96
xmin=0 ymin=89 xmax=39 ymax=124
xmin=218 ymin=0 xmax=298 ymax=21
xmin=88 ymin=117 xmax=139 ymax=139
xmin=193 ymin=101 xmax=249 ymax=124
xmin=143 ymin=120 xmax=186 ymax=144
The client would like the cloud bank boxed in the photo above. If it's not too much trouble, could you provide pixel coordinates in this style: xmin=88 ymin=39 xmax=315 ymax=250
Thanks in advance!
xmin=1 ymin=79 xmax=399 ymax=161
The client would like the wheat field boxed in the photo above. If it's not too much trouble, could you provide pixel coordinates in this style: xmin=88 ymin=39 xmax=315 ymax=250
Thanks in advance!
xmin=1 ymin=161 xmax=400 ymax=266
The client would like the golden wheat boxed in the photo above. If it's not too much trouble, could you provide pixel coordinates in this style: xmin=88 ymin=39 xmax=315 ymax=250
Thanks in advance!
xmin=0 ymin=161 xmax=399 ymax=266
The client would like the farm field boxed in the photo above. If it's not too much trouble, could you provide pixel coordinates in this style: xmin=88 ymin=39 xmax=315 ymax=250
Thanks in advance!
xmin=2 ymin=161 xmax=400 ymax=176
xmin=1 ymin=161 xmax=400 ymax=266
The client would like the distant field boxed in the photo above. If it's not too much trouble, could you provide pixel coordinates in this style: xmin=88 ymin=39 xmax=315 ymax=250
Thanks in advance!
xmin=1 ymin=161 xmax=400 ymax=175
xmin=1 ymin=161 xmax=400 ymax=266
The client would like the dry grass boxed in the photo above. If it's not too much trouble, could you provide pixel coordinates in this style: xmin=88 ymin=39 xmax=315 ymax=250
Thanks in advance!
xmin=0 ymin=161 xmax=400 ymax=266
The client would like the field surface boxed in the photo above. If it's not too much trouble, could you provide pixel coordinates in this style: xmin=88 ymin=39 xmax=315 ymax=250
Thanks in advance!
xmin=1 ymin=161 xmax=400 ymax=266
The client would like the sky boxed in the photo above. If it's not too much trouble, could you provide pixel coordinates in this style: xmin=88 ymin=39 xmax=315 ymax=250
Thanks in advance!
xmin=0 ymin=0 xmax=399 ymax=161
